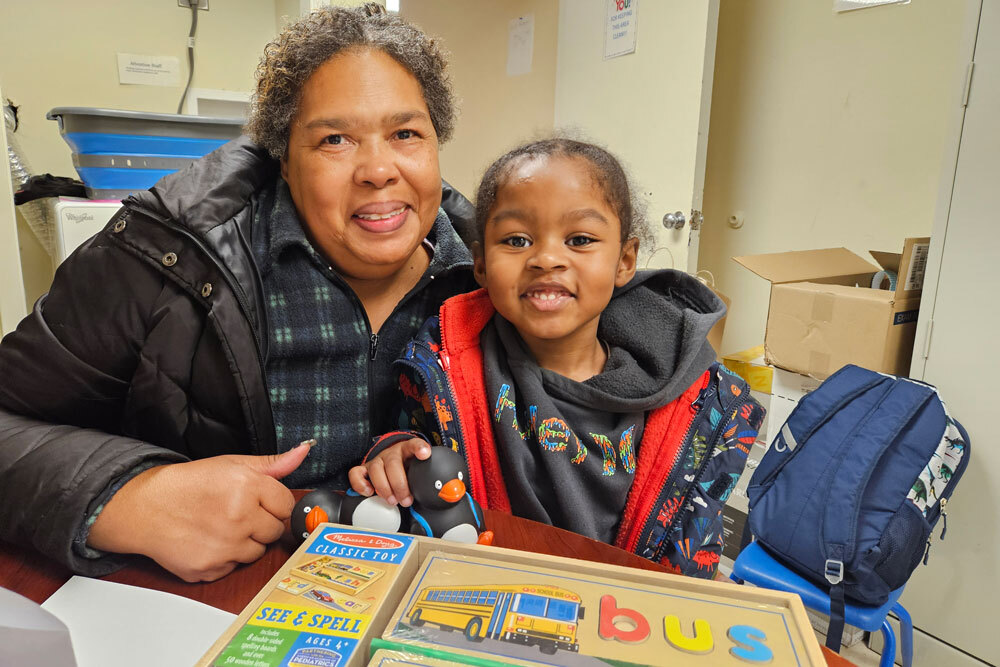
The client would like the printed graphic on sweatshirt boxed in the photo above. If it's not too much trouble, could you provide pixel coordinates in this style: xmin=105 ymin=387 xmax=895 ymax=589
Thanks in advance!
xmin=493 ymin=384 xmax=634 ymax=476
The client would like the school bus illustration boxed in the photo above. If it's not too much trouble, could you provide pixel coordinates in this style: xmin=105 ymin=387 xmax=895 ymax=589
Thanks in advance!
xmin=406 ymin=584 xmax=584 ymax=655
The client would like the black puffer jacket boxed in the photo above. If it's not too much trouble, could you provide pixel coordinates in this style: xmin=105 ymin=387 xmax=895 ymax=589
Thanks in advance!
xmin=0 ymin=137 xmax=475 ymax=575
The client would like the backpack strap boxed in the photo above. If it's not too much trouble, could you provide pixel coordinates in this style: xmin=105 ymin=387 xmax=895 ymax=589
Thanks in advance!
xmin=786 ymin=365 xmax=886 ymax=448
xmin=822 ymin=378 xmax=935 ymax=566
xmin=821 ymin=377 xmax=934 ymax=652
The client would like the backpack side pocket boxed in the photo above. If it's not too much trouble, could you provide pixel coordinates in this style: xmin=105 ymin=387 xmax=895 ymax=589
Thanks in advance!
xmin=870 ymin=499 xmax=932 ymax=596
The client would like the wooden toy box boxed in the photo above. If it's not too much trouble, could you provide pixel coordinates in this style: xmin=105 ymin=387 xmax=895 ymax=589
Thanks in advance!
xmin=199 ymin=524 xmax=824 ymax=666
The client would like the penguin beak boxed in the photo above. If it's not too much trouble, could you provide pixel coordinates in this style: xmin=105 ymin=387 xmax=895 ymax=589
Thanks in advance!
xmin=305 ymin=506 xmax=329 ymax=533
xmin=438 ymin=478 xmax=466 ymax=503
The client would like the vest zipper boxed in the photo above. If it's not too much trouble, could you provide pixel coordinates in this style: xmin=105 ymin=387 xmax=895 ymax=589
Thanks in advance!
xmin=653 ymin=391 xmax=751 ymax=564
xmin=370 ymin=333 xmax=379 ymax=360
xmin=631 ymin=380 xmax=707 ymax=559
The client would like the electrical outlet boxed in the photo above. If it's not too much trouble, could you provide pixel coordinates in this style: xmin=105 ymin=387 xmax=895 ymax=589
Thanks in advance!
xmin=178 ymin=0 xmax=209 ymax=9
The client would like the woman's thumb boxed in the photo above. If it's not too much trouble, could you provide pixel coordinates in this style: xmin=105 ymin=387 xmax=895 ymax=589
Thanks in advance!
xmin=242 ymin=439 xmax=314 ymax=479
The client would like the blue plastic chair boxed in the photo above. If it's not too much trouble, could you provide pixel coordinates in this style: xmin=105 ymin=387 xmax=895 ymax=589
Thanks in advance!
xmin=731 ymin=541 xmax=912 ymax=667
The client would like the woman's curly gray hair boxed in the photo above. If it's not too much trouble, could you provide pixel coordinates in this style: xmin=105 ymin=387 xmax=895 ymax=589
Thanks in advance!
xmin=246 ymin=3 xmax=455 ymax=159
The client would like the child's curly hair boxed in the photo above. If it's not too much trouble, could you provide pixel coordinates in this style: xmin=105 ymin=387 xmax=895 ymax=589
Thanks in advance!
xmin=246 ymin=3 xmax=455 ymax=159
xmin=474 ymin=137 xmax=650 ymax=249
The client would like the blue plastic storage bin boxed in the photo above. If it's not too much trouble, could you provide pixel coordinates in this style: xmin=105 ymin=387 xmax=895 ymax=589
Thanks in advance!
xmin=47 ymin=107 xmax=244 ymax=199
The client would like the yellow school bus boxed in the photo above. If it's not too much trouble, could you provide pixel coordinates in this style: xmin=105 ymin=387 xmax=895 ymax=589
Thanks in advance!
xmin=406 ymin=584 xmax=583 ymax=655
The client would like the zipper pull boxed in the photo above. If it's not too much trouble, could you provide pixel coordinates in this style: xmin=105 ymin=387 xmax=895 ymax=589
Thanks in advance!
xmin=369 ymin=333 xmax=379 ymax=360
xmin=939 ymin=497 xmax=948 ymax=540
xmin=922 ymin=536 xmax=932 ymax=565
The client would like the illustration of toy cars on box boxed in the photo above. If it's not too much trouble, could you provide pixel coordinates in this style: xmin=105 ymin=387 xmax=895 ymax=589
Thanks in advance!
xmin=405 ymin=584 xmax=583 ymax=655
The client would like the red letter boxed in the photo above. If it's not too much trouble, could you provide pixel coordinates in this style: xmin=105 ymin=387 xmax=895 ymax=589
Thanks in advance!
xmin=598 ymin=595 xmax=650 ymax=644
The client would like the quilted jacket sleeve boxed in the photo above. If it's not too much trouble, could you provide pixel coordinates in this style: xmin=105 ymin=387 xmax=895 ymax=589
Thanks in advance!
xmin=0 ymin=233 xmax=189 ymax=576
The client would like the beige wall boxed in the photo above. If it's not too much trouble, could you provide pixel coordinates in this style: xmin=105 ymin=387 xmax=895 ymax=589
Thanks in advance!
xmin=400 ymin=0 xmax=559 ymax=200
xmin=0 ymin=0 xmax=279 ymax=310
xmin=700 ymin=0 xmax=972 ymax=356
xmin=0 ymin=0 xmax=278 ymax=178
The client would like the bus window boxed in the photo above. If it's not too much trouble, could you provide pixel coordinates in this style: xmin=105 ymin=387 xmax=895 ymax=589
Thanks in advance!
xmin=488 ymin=592 xmax=498 ymax=604
xmin=515 ymin=594 xmax=548 ymax=617
xmin=547 ymin=599 xmax=579 ymax=622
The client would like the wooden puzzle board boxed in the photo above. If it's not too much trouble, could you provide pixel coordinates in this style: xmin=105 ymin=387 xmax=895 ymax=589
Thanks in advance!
xmin=383 ymin=550 xmax=824 ymax=666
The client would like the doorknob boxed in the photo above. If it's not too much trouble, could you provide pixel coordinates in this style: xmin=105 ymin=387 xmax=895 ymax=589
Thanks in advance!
xmin=662 ymin=211 xmax=686 ymax=229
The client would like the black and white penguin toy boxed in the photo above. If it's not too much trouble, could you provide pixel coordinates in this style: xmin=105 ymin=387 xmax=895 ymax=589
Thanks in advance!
xmin=407 ymin=447 xmax=492 ymax=544
xmin=291 ymin=488 xmax=404 ymax=543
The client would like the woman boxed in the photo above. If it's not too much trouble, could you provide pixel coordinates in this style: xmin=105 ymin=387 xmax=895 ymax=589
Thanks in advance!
xmin=0 ymin=4 xmax=477 ymax=582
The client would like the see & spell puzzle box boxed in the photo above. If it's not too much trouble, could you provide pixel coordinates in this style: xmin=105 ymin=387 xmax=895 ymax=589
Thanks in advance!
xmin=198 ymin=526 xmax=417 ymax=667
xmin=199 ymin=524 xmax=825 ymax=666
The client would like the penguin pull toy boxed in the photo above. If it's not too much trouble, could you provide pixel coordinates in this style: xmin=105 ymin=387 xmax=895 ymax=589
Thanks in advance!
xmin=292 ymin=447 xmax=494 ymax=546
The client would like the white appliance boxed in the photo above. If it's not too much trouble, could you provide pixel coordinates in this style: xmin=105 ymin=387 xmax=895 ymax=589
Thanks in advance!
xmin=51 ymin=198 xmax=123 ymax=263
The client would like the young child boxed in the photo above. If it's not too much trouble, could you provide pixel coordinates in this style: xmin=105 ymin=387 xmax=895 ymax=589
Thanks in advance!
xmin=349 ymin=138 xmax=764 ymax=578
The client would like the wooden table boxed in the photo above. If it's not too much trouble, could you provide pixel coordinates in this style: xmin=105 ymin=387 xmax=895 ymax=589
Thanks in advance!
xmin=0 ymin=505 xmax=855 ymax=666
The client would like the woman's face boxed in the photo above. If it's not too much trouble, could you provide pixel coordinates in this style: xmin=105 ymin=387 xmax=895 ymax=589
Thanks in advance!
xmin=282 ymin=48 xmax=442 ymax=281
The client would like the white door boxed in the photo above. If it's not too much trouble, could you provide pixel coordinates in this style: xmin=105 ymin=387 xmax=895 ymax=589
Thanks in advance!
xmin=554 ymin=0 xmax=719 ymax=273
xmin=906 ymin=1 xmax=999 ymax=663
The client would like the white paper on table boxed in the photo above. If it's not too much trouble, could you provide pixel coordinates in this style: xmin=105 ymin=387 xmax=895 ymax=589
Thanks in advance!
xmin=41 ymin=576 xmax=235 ymax=667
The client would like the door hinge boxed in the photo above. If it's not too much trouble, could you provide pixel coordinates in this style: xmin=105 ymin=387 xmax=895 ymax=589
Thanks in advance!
xmin=961 ymin=62 xmax=975 ymax=107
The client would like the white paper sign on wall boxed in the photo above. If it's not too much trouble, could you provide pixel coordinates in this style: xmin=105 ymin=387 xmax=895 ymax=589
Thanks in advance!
xmin=604 ymin=0 xmax=638 ymax=60
xmin=117 ymin=53 xmax=181 ymax=87
xmin=507 ymin=14 xmax=534 ymax=77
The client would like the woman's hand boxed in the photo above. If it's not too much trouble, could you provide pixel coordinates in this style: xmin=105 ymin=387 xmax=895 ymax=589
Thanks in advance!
xmin=87 ymin=442 xmax=311 ymax=582
xmin=348 ymin=437 xmax=431 ymax=507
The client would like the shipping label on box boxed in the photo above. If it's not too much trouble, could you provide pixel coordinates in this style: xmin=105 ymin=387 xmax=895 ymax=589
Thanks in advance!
xmin=197 ymin=526 xmax=418 ymax=667
xmin=383 ymin=550 xmax=823 ymax=665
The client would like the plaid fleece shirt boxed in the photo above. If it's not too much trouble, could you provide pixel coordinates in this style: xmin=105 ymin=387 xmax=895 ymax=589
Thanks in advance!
xmin=254 ymin=179 xmax=475 ymax=489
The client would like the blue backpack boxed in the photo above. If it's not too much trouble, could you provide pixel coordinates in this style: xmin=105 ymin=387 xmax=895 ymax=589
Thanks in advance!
xmin=746 ymin=364 xmax=970 ymax=651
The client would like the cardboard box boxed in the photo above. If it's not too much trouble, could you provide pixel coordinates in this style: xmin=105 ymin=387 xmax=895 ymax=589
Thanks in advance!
xmin=201 ymin=524 xmax=826 ymax=666
xmin=733 ymin=238 xmax=930 ymax=379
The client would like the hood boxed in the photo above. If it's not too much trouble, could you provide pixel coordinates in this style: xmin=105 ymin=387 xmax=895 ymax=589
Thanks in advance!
xmin=540 ymin=269 xmax=724 ymax=412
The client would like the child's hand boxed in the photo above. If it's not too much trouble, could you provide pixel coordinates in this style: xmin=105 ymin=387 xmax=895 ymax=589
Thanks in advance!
xmin=348 ymin=438 xmax=431 ymax=507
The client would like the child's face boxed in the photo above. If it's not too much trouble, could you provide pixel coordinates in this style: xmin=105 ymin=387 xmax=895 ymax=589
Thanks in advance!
xmin=474 ymin=155 xmax=638 ymax=352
